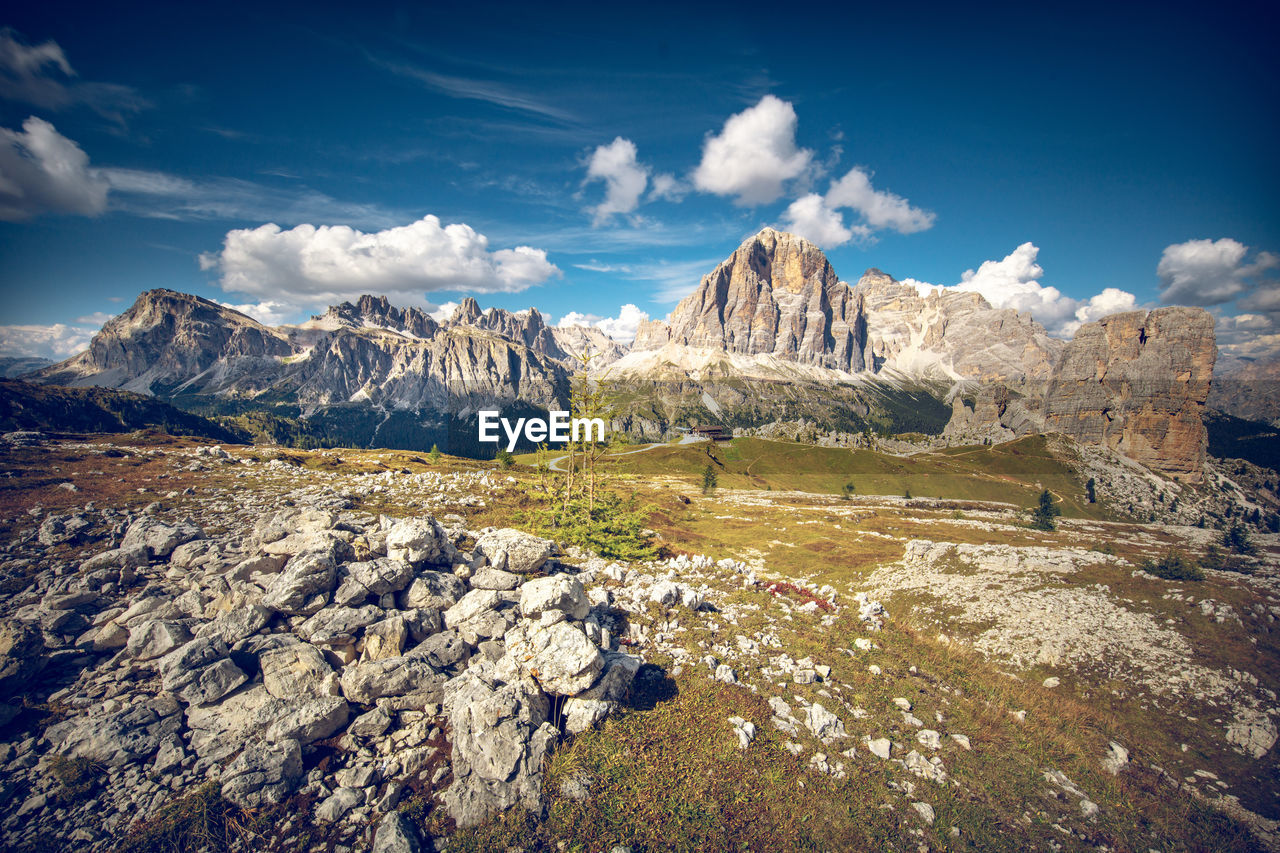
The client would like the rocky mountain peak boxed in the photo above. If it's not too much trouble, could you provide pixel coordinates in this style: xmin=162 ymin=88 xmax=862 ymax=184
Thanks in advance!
xmin=856 ymin=268 xmax=898 ymax=289
xmin=315 ymin=294 xmax=440 ymax=340
xmin=450 ymin=297 xmax=484 ymax=326
xmin=36 ymin=290 xmax=294 ymax=394
xmin=634 ymin=227 xmax=864 ymax=371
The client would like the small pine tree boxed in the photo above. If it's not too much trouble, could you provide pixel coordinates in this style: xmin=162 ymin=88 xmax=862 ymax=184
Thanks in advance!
xmin=1221 ymin=520 xmax=1256 ymax=555
xmin=1085 ymin=477 xmax=1096 ymax=503
xmin=702 ymin=462 xmax=718 ymax=496
xmin=1140 ymin=549 xmax=1204 ymax=581
xmin=429 ymin=443 xmax=441 ymax=463
xmin=1200 ymin=543 xmax=1226 ymax=572
xmin=495 ymin=447 xmax=514 ymax=469
xmin=1030 ymin=489 xmax=1061 ymax=531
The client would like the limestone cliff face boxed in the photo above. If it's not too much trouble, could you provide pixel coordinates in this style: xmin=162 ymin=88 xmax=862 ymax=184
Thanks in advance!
xmin=633 ymin=228 xmax=1060 ymax=381
xmin=852 ymin=271 xmax=1062 ymax=381
xmin=35 ymin=290 xmax=594 ymax=411
xmin=1042 ymin=307 xmax=1216 ymax=481
xmin=449 ymin=298 xmax=625 ymax=367
xmin=637 ymin=228 xmax=866 ymax=371
xmin=35 ymin=289 xmax=295 ymax=395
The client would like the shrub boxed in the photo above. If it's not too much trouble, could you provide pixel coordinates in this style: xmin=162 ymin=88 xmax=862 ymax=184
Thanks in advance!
xmin=1140 ymin=549 xmax=1204 ymax=581
xmin=702 ymin=462 xmax=718 ymax=496
xmin=1085 ymin=477 xmax=1096 ymax=503
xmin=429 ymin=443 xmax=441 ymax=463
xmin=495 ymin=447 xmax=515 ymax=469
xmin=47 ymin=755 xmax=102 ymax=804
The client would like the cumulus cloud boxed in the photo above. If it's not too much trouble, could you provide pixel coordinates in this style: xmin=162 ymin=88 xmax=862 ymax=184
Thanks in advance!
xmin=1155 ymin=238 xmax=1280 ymax=363
xmin=1156 ymin=238 xmax=1276 ymax=305
xmin=1215 ymin=313 xmax=1280 ymax=363
xmin=778 ymin=168 xmax=933 ymax=249
xmin=0 ymin=28 xmax=149 ymax=124
xmin=216 ymin=299 xmax=298 ymax=327
xmin=0 ymin=116 xmax=109 ymax=220
xmin=648 ymin=172 xmax=686 ymax=202
xmin=557 ymin=303 xmax=650 ymax=345
xmin=693 ymin=95 xmax=812 ymax=205
xmin=0 ymin=322 xmax=96 ymax=359
xmin=584 ymin=137 xmax=649 ymax=225
xmin=200 ymin=215 xmax=561 ymax=315
xmin=782 ymin=194 xmax=863 ymax=248
xmin=825 ymin=168 xmax=934 ymax=234
xmin=905 ymin=243 xmax=1140 ymax=338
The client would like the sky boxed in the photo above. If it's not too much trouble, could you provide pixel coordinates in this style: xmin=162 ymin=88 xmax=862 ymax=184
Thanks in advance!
xmin=1 ymin=0 xmax=1277 ymax=364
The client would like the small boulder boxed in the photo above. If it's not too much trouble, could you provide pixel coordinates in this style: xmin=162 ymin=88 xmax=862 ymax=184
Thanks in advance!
xmin=386 ymin=517 xmax=451 ymax=566
xmin=520 ymin=575 xmax=589 ymax=621
xmin=474 ymin=528 xmax=555 ymax=574
xmin=121 ymin=516 xmax=203 ymax=559
xmin=373 ymin=811 xmax=422 ymax=853
xmin=262 ymin=552 xmax=337 ymax=615
xmin=221 ymin=738 xmax=304 ymax=808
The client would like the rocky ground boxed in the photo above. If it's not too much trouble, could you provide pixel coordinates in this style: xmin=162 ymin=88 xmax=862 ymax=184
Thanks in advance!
xmin=0 ymin=432 xmax=1277 ymax=852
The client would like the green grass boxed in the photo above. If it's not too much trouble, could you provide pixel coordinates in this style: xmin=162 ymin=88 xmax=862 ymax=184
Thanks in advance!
xmin=577 ymin=435 xmax=1109 ymax=518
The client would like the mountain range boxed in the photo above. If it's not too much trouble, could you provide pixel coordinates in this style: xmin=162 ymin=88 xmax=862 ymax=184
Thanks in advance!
xmin=18 ymin=228 xmax=1235 ymax=479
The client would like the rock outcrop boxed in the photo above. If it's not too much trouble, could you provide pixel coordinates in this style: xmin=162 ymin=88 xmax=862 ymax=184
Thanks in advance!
xmin=1 ymin=468 xmax=651 ymax=850
xmin=1042 ymin=307 xmax=1216 ymax=482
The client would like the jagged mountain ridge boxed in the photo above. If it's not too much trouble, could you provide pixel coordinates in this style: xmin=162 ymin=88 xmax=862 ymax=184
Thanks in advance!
xmin=34 ymin=290 xmax=626 ymax=412
xmin=29 ymin=228 xmax=1219 ymax=476
xmin=627 ymin=227 xmax=1063 ymax=383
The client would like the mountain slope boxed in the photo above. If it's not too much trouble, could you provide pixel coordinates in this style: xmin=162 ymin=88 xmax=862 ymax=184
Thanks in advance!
xmin=0 ymin=379 xmax=247 ymax=442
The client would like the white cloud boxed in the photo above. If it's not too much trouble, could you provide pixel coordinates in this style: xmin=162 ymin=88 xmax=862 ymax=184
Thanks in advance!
xmin=907 ymin=243 xmax=1139 ymax=338
xmin=216 ymin=299 xmax=297 ymax=327
xmin=0 ymin=322 xmax=96 ymax=359
xmin=1239 ymin=281 xmax=1280 ymax=314
xmin=557 ymin=303 xmax=650 ymax=345
xmin=781 ymin=193 xmax=862 ymax=248
xmin=1215 ymin=312 xmax=1280 ymax=363
xmin=1154 ymin=238 xmax=1280 ymax=363
xmin=777 ymin=168 xmax=933 ymax=249
xmin=584 ymin=137 xmax=649 ymax=225
xmin=102 ymin=167 xmax=402 ymax=228
xmin=429 ymin=301 xmax=460 ymax=322
xmin=824 ymin=168 xmax=934 ymax=234
xmin=1157 ymin=238 xmax=1278 ymax=307
xmin=74 ymin=311 xmax=116 ymax=326
xmin=0 ymin=116 xmax=109 ymax=221
xmin=648 ymin=173 xmax=686 ymax=202
xmin=0 ymin=28 xmax=148 ymax=124
xmin=370 ymin=58 xmax=576 ymax=123
xmin=1072 ymin=288 xmax=1138 ymax=326
xmin=200 ymin=215 xmax=561 ymax=316
xmin=693 ymin=95 xmax=812 ymax=205
xmin=572 ymin=261 xmax=631 ymax=273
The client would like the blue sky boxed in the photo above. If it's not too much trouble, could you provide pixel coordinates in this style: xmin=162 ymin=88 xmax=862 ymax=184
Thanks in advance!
xmin=1 ymin=0 xmax=1277 ymax=362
